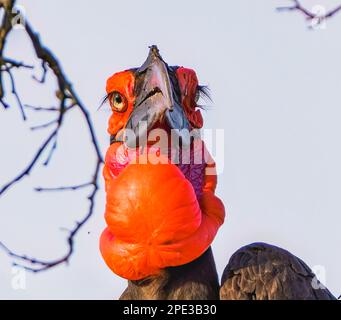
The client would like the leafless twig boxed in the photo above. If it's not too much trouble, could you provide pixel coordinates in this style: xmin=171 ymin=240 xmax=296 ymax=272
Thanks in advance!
xmin=24 ymin=104 xmax=60 ymax=112
xmin=0 ymin=0 xmax=104 ymax=272
xmin=277 ymin=0 xmax=341 ymax=26
xmin=35 ymin=183 xmax=93 ymax=192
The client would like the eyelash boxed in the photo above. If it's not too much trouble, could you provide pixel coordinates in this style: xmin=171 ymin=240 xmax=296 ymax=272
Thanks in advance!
xmin=100 ymin=92 xmax=127 ymax=111
xmin=197 ymin=85 xmax=211 ymax=102
xmin=100 ymin=93 xmax=111 ymax=108
xmin=100 ymin=86 xmax=211 ymax=111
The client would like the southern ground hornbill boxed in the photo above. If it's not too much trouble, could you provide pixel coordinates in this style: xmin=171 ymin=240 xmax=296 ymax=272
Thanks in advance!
xmin=99 ymin=46 xmax=335 ymax=300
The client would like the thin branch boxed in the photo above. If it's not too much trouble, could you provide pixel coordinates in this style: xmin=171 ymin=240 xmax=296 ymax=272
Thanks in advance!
xmin=277 ymin=0 xmax=341 ymax=24
xmin=24 ymin=104 xmax=73 ymax=112
xmin=0 ymin=0 xmax=15 ymax=102
xmin=3 ymin=65 xmax=26 ymax=120
xmin=43 ymin=136 xmax=57 ymax=166
xmin=24 ymin=104 xmax=59 ymax=112
xmin=29 ymin=102 xmax=73 ymax=130
xmin=277 ymin=0 xmax=315 ymax=19
xmin=35 ymin=182 xmax=92 ymax=192
xmin=325 ymin=5 xmax=341 ymax=18
xmin=0 ymin=128 xmax=58 ymax=196
xmin=32 ymin=61 xmax=47 ymax=83
xmin=0 ymin=241 xmax=50 ymax=267
xmin=0 ymin=58 xmax=34 ymax=69
xmin=30 ymin=118 xmax=59 ymax=131
xmin=0 ymin=97 xmax=9 ymax=108
xmin=0 ymin=3 xmax=31 ymax=118
xmin=0 ymin=161 xmax=101 ymax=272
xmin=24 ymin=21 xmax=103 ymax=162
xmin=0 ymin=0 xmax=104 ymax=272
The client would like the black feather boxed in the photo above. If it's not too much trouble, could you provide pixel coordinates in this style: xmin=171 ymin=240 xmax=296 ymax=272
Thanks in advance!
xmin=198 ymin=85 xmax=212 ymax=102
xmin=98 ymin=92 xmax=112 ymax=111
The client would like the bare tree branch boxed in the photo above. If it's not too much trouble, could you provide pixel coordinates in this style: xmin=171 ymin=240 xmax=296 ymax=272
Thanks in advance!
xmin=277 ymin=0 xmax=341 ymax=25
xmin=42 ymin=136 xmax=58 ymax=166
xmin=0 ymin=0 xmax=104 ymax=272
xmin=30 ymin=118 xmax=60 ymax=131
xmin=35 ymin=183 xmax=93 ymax=192
xmin=0 ymin=127 xmax=59 ymax=196
xmin=24 ymin=104 xmax=60 ymax=112
xmin=32 ymin=60 xmax=47 ymax=83
xmin=0 ymin=161 xmax=101 ymax=272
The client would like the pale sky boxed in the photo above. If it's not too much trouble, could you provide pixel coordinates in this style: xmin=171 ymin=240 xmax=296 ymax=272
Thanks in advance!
xmin=0 ymin=0 xmax=341 ymax=299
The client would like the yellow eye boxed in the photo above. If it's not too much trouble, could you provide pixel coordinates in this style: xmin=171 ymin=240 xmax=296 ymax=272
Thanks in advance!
xmin=110 ymin=92 xmax=127 ymax=112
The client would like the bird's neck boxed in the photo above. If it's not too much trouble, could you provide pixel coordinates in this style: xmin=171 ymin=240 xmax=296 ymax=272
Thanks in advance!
xmin=119 ymin=247 xmax=220 ymax=300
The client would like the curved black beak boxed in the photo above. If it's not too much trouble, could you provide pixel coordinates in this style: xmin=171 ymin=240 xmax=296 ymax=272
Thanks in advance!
xmin=124 ymin=45 xmax=190 ymax=147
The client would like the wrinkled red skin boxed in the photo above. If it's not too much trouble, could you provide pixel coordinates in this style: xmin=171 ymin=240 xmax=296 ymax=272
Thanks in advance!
xmin=176 ymin=68 xmax=204 ymax=129
xmin=106 ymin=70 xmax=135 ymax=137
xmin=100 ymin=69 xmax=225 ymax=281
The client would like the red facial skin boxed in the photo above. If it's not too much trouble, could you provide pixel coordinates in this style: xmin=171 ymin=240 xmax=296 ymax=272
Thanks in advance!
xmin=176 ymin=67 xmax=204 ymax=129
xmin=106 ymin=70 xmax=135 ymax=137
xmin=100 ymin=68 xmax=225 ymax=280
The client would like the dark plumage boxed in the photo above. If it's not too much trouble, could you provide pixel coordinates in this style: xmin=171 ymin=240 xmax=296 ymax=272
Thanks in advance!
xmin=220 ymin=242 xmax=335 ymax=300
xmin=120 ymin=248 xmax=220 ymax=300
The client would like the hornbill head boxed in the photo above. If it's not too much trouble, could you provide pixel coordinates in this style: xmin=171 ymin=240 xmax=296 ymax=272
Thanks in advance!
xmin=102 ymin=47 xmax=336 ymax=302
xmin=100 ymin=46 xmax=224 ymax=288
xmin=105 ymin=45 xmax=208 ymax=147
